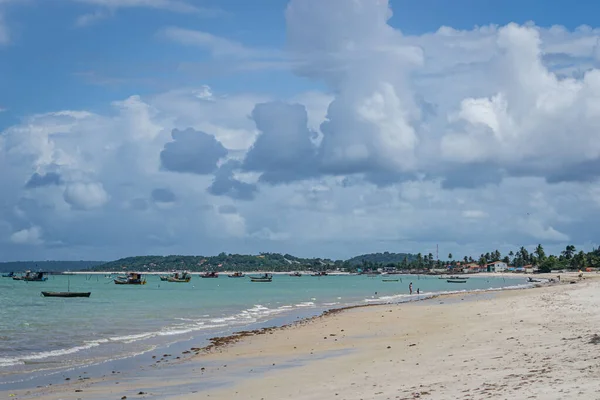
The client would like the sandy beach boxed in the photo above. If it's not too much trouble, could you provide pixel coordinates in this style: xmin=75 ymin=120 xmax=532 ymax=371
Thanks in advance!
xmin=7 ymin=272 xmax=600 ymax=400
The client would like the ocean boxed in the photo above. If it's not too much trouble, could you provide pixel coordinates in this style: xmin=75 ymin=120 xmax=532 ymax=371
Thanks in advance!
xmin=0 ymin=272 xmax=528 ymax=388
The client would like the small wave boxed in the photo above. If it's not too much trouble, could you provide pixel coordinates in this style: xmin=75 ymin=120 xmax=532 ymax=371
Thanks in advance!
xmin=0 ymin=342 xmax=101 ymax=367
xmin=295 ymin=302 xmax=315 ymax=307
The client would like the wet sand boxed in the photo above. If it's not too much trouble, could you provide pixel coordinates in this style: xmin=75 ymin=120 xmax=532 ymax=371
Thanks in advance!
xmin=7 ymin=272 xmax=600 ymax=400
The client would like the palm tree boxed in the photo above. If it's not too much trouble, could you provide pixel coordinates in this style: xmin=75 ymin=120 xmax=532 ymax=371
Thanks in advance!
xmin=562 ymin=245 xmax=576 ymax=260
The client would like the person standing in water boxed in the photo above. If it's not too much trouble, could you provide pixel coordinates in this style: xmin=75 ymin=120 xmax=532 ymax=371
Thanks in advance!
xmin=409 ymin=282 xmax=413 ymax=294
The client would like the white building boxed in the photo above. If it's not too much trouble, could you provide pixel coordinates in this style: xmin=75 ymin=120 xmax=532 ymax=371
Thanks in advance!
xmin=487 ymin=261 xmax=508 ymax=272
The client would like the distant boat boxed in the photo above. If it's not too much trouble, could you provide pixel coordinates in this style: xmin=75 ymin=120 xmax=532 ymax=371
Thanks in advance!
xmin=289 ymin=272 xmax=302 ymax=277
xmin=228 ymin=272 xmax=245 ymax=278
xmin=2 ymin=272 xmax=14 ymax=278
xmin=41 ymin=277 xmax=91 ymax=297
xmin=200 ymin=271 xmax=219 ymax=278
xmin=249 ymin=273 xmax=272 ymax=282
xmin=15 ymin=271 xmax=47 ymax=282
xmin=447 ymin=279 xmax=467 ymax=283
xmin=114 ymin=272 xmax=146 ymax=285
xmin=382 ymin=279 xmax=399 ymax=282
xmin=311 ymin=271 xmax=328 ymax=277
xmin=161 ymin=271 xmax=191 ymax=282
xmin=42 ymin=291 xmax=91 ymax=298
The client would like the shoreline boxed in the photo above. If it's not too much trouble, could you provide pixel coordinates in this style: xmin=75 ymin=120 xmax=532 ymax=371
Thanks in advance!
xmin=4 ymin=272 xmax=593 ymax=399
xmin=3 ymin=275 xmax=565 ymax=398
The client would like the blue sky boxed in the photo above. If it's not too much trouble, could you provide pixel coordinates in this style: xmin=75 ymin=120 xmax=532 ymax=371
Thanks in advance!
xmin=1 ymin=0 xmax=600 ymax=261
xmin=2 ymin=0 xmax=596 ymax=129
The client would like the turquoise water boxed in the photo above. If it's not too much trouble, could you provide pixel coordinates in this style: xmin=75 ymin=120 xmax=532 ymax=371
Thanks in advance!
xmin=0 ymin=273 xmax=528 ymax=385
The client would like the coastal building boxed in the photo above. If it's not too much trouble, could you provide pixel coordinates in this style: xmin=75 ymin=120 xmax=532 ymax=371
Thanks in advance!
xmin=487 ymin=261 xmax=508 ymax=272
xmin=462 ymin=263 xmax=485 ymax=273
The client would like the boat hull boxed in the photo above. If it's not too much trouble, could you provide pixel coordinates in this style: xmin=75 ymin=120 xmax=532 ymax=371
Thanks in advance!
xmin=166 ymin=278 xmax=191 ymax=283
xmin=446 ymin=280 xmax=467 ymax=283
xmin=41 ymin=291 xmax=91 ymax=298
xmin=114 ymin=280 xmax=145 ymax=285
xmin=250 ymin=278 xmax=272 ymax=282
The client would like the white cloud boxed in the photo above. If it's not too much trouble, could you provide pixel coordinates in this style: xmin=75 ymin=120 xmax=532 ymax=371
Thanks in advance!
xmin=63 ymin=182 xmax=110 ymax=210
xmin=160 ymin=27 xmax=275 ymax=59
xmin=72 ymin=0 xmax=221 ymax=27
xmin=462 ymin=210 xmax=488 ymax=219
xmin=10 ymin=226 xmax=43 ymax=245
xmin=5 ymin=0 xmax=600 ymax=260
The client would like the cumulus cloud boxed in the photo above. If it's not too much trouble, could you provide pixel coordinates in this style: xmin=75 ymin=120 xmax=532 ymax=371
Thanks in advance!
xmin=5 ymin=0 xmax=600 ymax=260
xmin=207 ymin=160 xmax=258 ymax=201
xmin=151 ymin=188 xmax=176 ymax=203
xmin=242 ymin=102 xmax=318 ymax=183
xmin=25 ymin=172 xmax=62 ymax=189
xmin=160 ymin=128 xmax=228 ymax=175
xmin=63 ymin=182 xmax=109 ymax=210
xmin=10 ymin=226 xmax=43 ymax=245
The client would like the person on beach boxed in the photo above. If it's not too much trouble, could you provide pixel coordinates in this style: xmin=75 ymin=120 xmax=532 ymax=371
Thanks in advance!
xmin=417 ymin=288 xmax=420 ymax=294
xmin=409 ymin=282 xmax=413 ymax=295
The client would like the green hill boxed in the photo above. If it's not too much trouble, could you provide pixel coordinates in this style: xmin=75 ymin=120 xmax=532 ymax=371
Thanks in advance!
xmin=91 ymin=252 xmax=419 ymax=272
xmin=345 ymin=252 xmax=418 ymax=266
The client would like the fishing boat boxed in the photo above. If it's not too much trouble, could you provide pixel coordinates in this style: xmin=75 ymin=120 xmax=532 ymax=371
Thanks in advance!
xmin=228 ymin=272 xmax=245 ymax=278
xmin=15 ymin=271 xmax=48 ymax=282
xmin=382 ymin=279 xmax=399 ymax=282
xmin=159 ymin=271 xmax=191 ymax=282
xmin=41 ymin=276 xmax=91 ymax=297
xmin=41 ymin=291 xmax=91 ymax=298
xmin=114 ymin=272 xmax=146 ymax=285
xmin=166 ymin=271 xmax=191 ymax=282
xmin=249 ymin=273 xmax=272 ymax=282
xmin=2 ymin=272 xmax=14 ymax=278
xmin=447 ymin=279 xmax=467 ymax=283
xmin=311 ymin=271 xmax=328 ymax=277
xmin=289 ymin=272 xmax=302 ymax=277
xmin=200 ymin=271 xmax=219 ymax=278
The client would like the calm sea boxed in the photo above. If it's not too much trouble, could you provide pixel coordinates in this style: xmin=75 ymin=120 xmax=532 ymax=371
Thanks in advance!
xmin=0 ymin=273 xmax=528 ymax=387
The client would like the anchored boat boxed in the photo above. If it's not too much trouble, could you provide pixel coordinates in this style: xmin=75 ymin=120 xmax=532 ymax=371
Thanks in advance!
xmin=249 ymin=273 xmax=272 ymax=282
xmin=160 ymin=271 xmax=191 ymax=282
xmin=114 ymin=272 xmax=146 ymax=285
xmin=228 ymin=272 xmax=245 ymax=278
xmin=200 ymin=271 xmax=219 ymax=278
xmin=14 ymin=271 xmax=48 ymax=282
xmin=42 ymin=291 xmax=91 ymax=298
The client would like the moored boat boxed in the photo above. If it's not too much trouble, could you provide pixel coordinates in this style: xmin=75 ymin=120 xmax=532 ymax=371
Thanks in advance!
xmin=311 ymin=271 xmax=328 ymax=277
xmin=447 ymin=279 xmax=467 ymax=283
xmin=382 ymin=279 xmax=399 ymax=282
xmin=228 ymin=272 xmax=245 ymax=278
xmin=114 ymin=272 xmax=146 ymax=285
xmin=289 ymin=272 xmax=302 ymax=277
xmin=160 ymin=271 xmax=191 ymax=282
xmin=249 ymin=273 xmax=272 ymax=282
xmin=41 ymin=291 xmax=91 ymax=298
xmin=16 ymin=271 xmax=48 ymax=282
xmin=167 ymin=271 xmax=191 ymax=282
xmin=2 ymin=272 xmax=14 ymax=278
xmin=201 ymin=271 xmax=219 ymax=278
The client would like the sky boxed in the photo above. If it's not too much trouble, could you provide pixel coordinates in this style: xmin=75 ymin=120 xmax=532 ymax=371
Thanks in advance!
xmin=1 ymin=0 xmax=600 ymax=261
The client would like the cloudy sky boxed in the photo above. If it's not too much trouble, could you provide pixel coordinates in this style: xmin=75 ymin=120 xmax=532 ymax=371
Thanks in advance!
xmin=1 ymin=0 xmax=600 ymax=261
